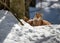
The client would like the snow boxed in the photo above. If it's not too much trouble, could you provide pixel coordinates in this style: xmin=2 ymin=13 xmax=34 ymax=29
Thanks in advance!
xmin=51 ymin=3 xmax=60 ymax=8
xmin=36 ymin=0 xmax=60 ymax=9
xmin=3 ymin=19 xmax=60 ymax=43
xmin=36 ymin=2 xmax=50 ymax=8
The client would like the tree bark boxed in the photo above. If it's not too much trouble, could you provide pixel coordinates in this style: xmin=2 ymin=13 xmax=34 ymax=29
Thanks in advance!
xmin=10 ymin=0 xmax=25 ymax=19
xmin=25 ymin=0 xmax=31 ymax=19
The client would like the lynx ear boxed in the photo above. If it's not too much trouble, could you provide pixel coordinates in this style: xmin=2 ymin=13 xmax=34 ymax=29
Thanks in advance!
xmin=23 ymin=16 xmax=29 ymax=22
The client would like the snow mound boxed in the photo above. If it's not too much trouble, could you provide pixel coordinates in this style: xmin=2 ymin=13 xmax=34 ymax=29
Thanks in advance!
xmin=3 ymin=19 xmax=60 ymax=43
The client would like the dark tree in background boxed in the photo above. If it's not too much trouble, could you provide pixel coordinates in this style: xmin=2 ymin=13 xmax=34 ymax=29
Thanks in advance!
xmin=25 ymin=0 xmax=30 ymax=19
xmin=30 ymin=0 xmax=36 ymax=7
xmin=0 ymin=0 xmax=4 ymax=9
xmin=25 ymin=0 xmax=36 ymax=19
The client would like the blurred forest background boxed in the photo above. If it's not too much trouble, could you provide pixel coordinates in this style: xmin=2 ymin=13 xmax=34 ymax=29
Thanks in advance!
xmin=0 ymin=0 xmax=60 ymax=24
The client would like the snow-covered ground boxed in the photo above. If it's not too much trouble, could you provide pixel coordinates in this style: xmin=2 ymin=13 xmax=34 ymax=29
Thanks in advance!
xmin=0 ymin=10 xmax=60 ymax=43
xmin=3 ymin=19 xmax=60 ymax=43
xmin=0 ymin=10 xmax=19 ymax=43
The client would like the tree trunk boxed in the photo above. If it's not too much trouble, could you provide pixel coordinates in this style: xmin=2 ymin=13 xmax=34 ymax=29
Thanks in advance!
xmin=25 ymin=0 xmax=30 ymax=19
xmin=10 ymin=0 xmax=25 ymax=19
